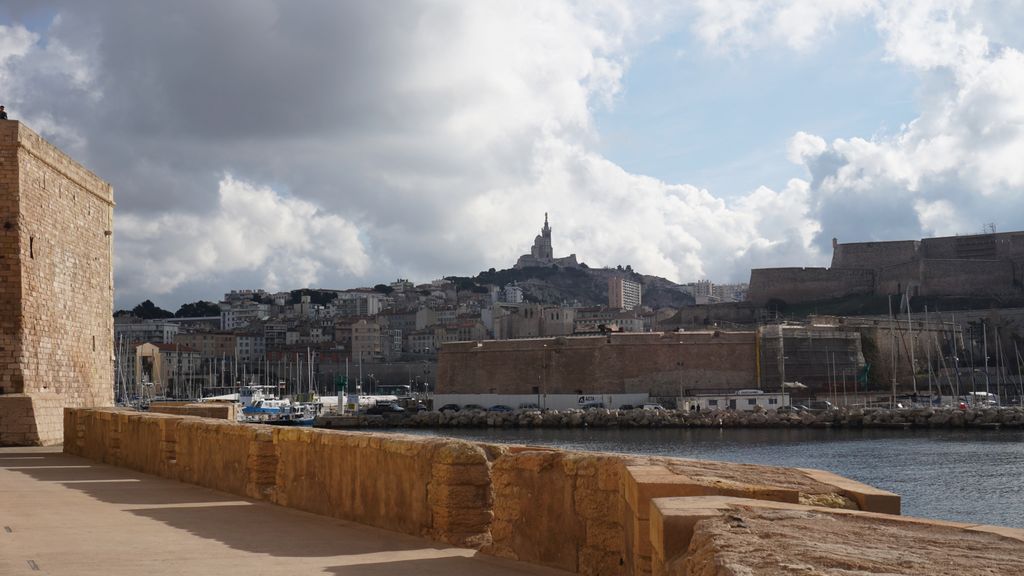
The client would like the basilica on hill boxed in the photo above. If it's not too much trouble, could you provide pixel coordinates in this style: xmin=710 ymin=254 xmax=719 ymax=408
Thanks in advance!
xmin=513 ymin=213 xmax=580 ymax=269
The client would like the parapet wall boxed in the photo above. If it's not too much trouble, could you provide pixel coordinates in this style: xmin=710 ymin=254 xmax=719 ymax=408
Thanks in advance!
xmin=65 ymin=408 xmax=899 ymax=575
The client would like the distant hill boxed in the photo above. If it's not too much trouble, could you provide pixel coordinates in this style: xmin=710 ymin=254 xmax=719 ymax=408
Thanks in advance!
xmin=457 ymin=265 xmax=695 ymax=309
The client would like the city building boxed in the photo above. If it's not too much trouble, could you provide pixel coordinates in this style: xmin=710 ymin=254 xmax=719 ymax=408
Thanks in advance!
xmin=608 ymin=277 xmax=642 ymax=310
xmin=114 ymin=318 xmax=179 ymax=346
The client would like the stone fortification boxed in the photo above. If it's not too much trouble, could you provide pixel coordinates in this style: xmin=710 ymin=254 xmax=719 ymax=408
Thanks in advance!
xmin=747 ymin=267 xmax=875 ymax=306
xmin=831 ymin=239 xmax=921 ymax=269
xmin=749 ymin=231 xmax=1024 ymax=306
xmin=650 ymin=496 xmax=1024 ymax=576
xmin=437 ymin=332 xmax=758 ymax=398
xmin=64 ymin=407 xmax=898 ymax=575
xmin=0 ymin=122 xmax=114 ymax=446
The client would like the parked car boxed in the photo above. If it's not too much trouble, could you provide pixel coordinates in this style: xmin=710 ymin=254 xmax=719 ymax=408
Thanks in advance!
xmin=366 ymin=402 xmax=405 ymax=415
xmin=463 ymin=404 xmax=486 ymax=412
xmin=618 ymin=404 xmax=636 ymax=410
xmin=642 ymin=403 xmax=666 ymax=411
xmin=437 ymin=404 xmax=461 ymax=413
xmin=518 ymin=402 xmax=541 ymax=410
xmin=488 ymin=404 xmax=514 ymax=413
xmin=581 ymin=401 xmax=606 ymax=410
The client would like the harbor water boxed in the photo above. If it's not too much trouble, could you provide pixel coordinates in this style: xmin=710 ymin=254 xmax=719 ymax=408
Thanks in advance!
xmin=406 ymin=427 xmax=1024 ymax=528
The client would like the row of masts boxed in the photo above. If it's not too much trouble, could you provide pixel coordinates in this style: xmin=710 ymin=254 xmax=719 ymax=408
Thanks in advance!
xmin=114 ymin=340 xmax=376 ymax=403
xmin=886 ymin=294 xmax=1024 ymax=407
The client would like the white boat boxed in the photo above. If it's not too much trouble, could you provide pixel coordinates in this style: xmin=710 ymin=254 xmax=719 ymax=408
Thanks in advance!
xmin=237 ymin=385 xmax=321 ymax=426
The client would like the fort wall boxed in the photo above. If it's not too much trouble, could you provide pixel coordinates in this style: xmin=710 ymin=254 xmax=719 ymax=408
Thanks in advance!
xmin=64 ymin=408 xmax=900 ymax=575
xmin=831 ymin=240 xmax=919 ymax=269
xmin=437 ymin=332 xmax=758 ymax=398
xmin=920 ymin=259 xmax=1016 ymax=297
xmin=0 ymin=122 xmax=114 ymax=446
xmin=747 ymin=267 xmax=875 ymax=306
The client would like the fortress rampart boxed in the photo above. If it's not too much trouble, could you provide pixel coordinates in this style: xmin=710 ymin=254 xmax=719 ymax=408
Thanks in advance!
xmin=0 ymin=122 xmax=114 ymax=445
xmin=749 ymin=232 xmax=1024 ymax=306
xmin=65 ymin=408 xmax=902 ymax=575
xmin=65 ymin=408 xmax=1024 ymax=576
xmin=437 ymin=332 xmax=758 ymax=398
xmin=747 ymin=267 xmax=875 ymax=305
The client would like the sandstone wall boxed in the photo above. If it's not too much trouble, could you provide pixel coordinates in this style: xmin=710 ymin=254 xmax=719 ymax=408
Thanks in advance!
xmin=437 ymin=332 xmax=758 ymax=398
xmin=920 ymin=259 xmax=1017 ymax=297
xmin=831 ymin=240 xmax=920 ymax=269
xmin=747 ymin=268 xmax=875 ymax=307
xmin=0 ymin=122 xmax=114 ymax=446
xmin=65 ymin=408 xmax=900 ymax=575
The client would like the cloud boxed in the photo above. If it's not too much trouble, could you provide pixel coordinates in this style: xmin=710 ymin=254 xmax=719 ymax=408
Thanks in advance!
xmin=787 ymin=2 xmax=1024 ymax=247
xmin=1 ymin=1 xmax=1022 ymax=309
xmin=691 ymin=0 xmax=876 ymax=53
xmin=115 ymin=176 xmax=368 ymax=300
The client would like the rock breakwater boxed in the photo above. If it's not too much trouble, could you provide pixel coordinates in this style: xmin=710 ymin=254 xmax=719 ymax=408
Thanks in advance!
xmin=325 ymin=405 xmax=1024 ymax=430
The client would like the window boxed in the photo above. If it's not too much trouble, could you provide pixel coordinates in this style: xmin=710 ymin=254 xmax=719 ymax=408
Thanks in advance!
xmin=747 ymin=398 xmax=756 ymax=405
xmin=708 ymin=399 xmax=718 ymax=406
xmin=768 ymin=398 xmax=778 ymax=405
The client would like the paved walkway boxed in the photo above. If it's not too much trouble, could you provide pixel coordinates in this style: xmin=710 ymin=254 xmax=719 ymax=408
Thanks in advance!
xmin=0 ymin=447 xmax=569 ymax=576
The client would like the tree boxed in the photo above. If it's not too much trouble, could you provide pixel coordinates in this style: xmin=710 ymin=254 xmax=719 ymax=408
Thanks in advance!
xmin=373 ymin=283 xmax=394 ymax=294
xmin=131 ymin=299 xmax=174 ymax=319
xmin=175 ymin=300 xmax=221 ymax=318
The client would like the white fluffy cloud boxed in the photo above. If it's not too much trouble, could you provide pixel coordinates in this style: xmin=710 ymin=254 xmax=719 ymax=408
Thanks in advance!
xmin=115 ymin=176 xmax=368 ymax=299
xmin=1 ymin=1 xmax=1022 ymax=308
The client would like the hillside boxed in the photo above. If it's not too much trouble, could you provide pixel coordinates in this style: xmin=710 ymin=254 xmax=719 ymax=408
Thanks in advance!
xmin=463 ymin=265 xmax=695 ymax=309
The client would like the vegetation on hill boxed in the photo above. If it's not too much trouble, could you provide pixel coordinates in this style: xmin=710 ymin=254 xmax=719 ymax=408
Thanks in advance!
xmin=174 ymin=300 xmax=221 ymax=318
xmin=114 ymin=299 xmax=175 ymax=319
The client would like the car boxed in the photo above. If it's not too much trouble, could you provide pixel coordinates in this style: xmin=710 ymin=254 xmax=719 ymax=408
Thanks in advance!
xmin=518 ymin=402 xmax=541 ymax=410
xmin=807 ymin=400 xmax=834 ymax=411
xmin=488 ymin=404 xmax=514 ymax=413
xmin=618 ymin=404 xmax=636 ymax=410
xmin=437 ymin=403 xmax=461 ymax=413
xmin=580 ymin=401 xmax=606 ymax=410
xmin=366 ymin=402 xmax=406 ymax=415
xmin=642 ymin=403 xmax=666 ymax=411
xmin=463 ymin=404 xmax=485 ymax=412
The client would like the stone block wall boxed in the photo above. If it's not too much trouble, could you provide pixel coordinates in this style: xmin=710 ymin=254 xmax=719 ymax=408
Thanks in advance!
xmin=64 ymin=408 xmax=901 ymax=575
xmin=747 ymin=267 xmax=875 ymax=307
xmin=920 ymin=259 xmax=1017 ymax=297
xmin=0 ymin=121 xmax=114 ymax=445
xmin=830 ymin=240 xmax=920 ymax=269
xmin=437 ymin=332 xmax=758 ymax=398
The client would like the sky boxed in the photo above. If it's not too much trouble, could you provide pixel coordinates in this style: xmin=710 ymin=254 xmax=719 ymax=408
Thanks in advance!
xmin=1 ymin=0 xmax=1023 ymax=311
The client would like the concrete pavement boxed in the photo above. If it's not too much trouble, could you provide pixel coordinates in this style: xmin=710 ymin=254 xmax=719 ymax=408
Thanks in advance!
xmin=0 ymin=447 xmax=569 ymax=576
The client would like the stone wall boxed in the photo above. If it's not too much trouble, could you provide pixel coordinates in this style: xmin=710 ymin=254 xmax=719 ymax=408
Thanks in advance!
xmin=437 ymin=332 xmax=758 ymax=398
xmin=920 ymin=259 xmax=1016 ymax=297
xmin=830 ymin=240 xmax=920 ymax=269
xmin=0 ymin=122 xmax=114 ymax=446
xmin=747 ymin=268 xmax=875 ymax=307
xmin=65 ymin=408 xmax=900 ymax=575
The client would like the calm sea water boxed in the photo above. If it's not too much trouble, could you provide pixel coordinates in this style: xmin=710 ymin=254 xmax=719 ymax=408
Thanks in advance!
xmin=404 ymin=427 xmax=1024 ymax=528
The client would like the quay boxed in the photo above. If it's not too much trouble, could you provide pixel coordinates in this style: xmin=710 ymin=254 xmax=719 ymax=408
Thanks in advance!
xmin=0 ymin=445 xmax=567 ymax=576
xmin=49 ymin=408 xmax=1024 ymax=575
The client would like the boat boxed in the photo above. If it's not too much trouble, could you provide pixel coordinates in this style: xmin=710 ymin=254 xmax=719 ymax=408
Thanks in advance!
xmin=237 ymin=384 xmax=321 ymax=426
